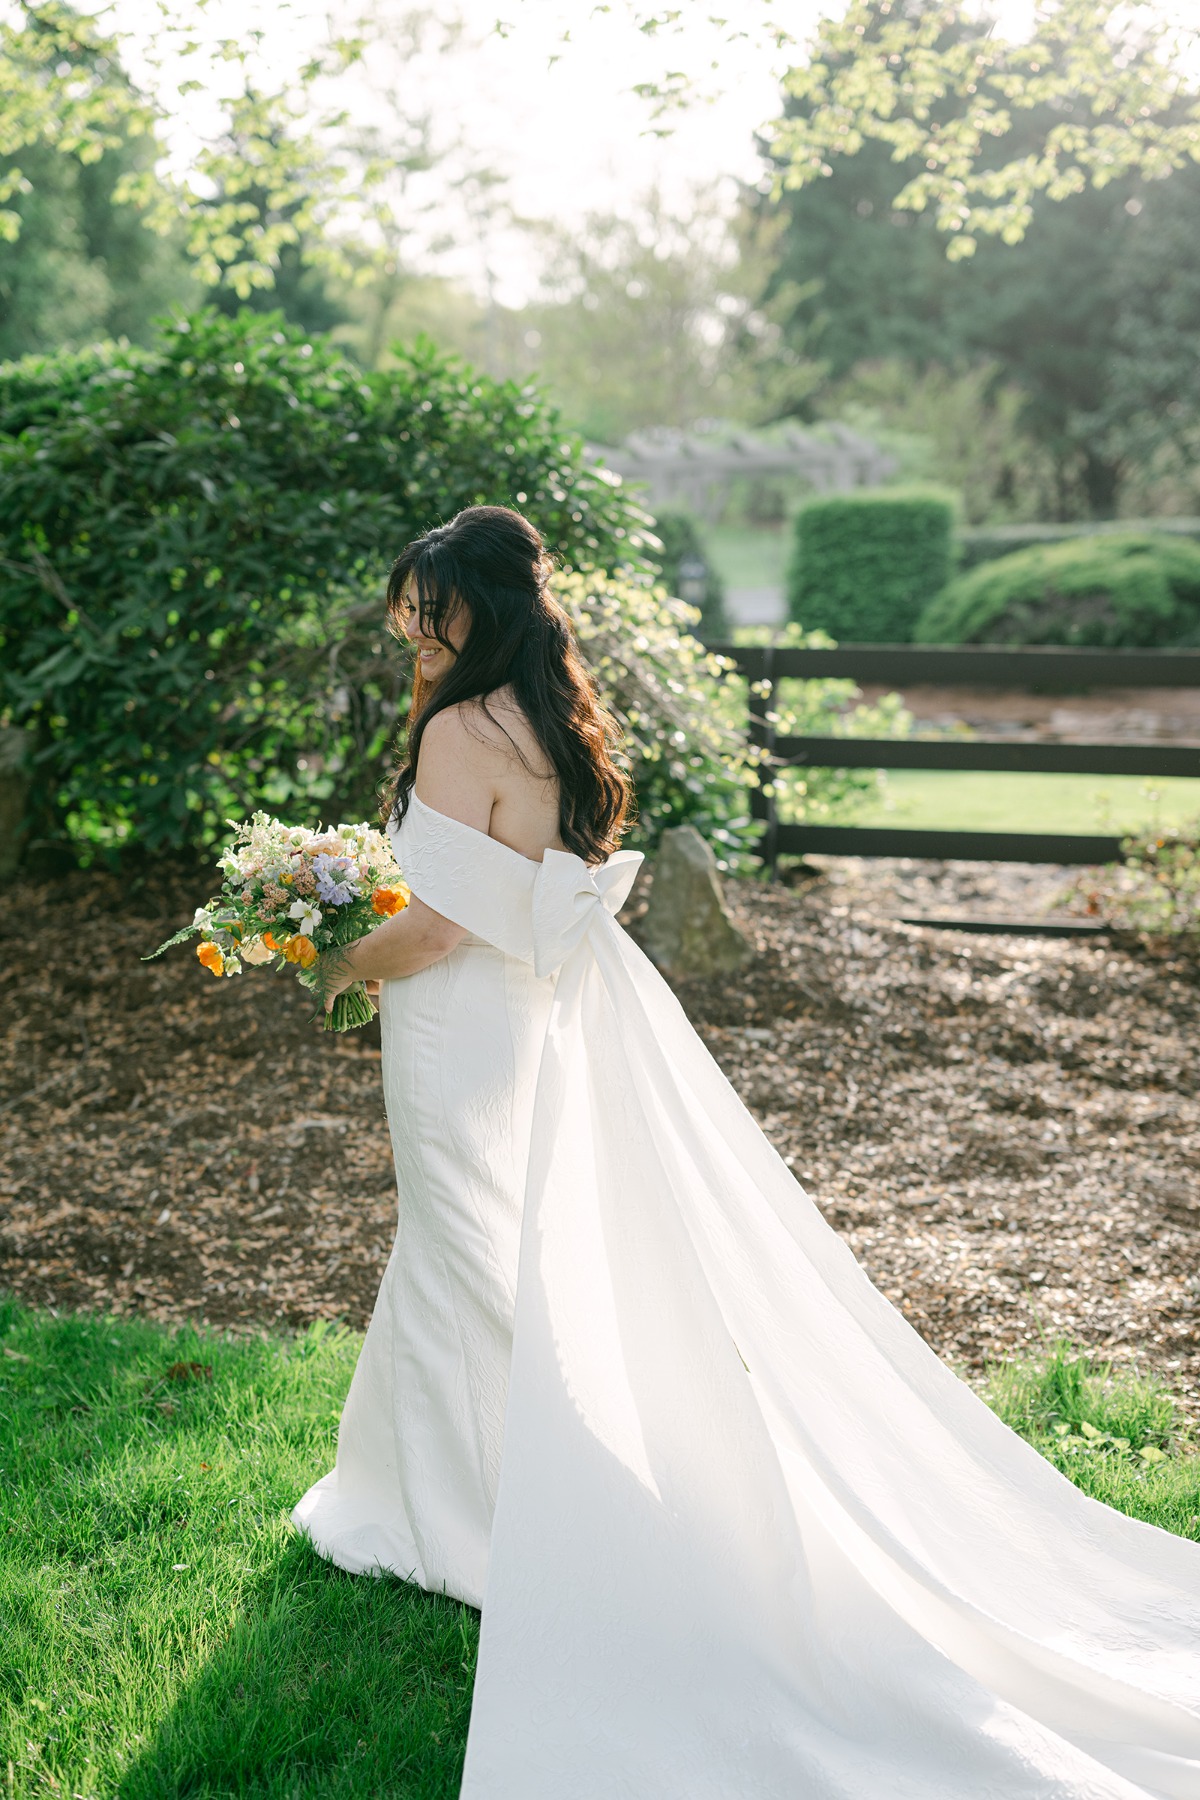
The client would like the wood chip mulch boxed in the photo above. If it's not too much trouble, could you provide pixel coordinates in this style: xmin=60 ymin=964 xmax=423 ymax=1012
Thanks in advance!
xmin=3 ymin=854 xmax=1197 ymax=1423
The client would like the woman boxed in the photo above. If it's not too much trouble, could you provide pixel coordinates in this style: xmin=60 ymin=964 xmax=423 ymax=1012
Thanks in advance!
xmin=293 ymin=506 xmax=1200 ymax=1800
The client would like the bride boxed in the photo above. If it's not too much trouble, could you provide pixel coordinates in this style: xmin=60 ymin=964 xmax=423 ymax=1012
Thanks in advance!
xmin=292 ymin=505 xmax=1200 ymax=1799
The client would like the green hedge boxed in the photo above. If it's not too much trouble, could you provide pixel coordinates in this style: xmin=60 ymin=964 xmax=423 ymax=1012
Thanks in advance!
xmin=958 ymin=517 xmax=1200 ymax=573
xmin=644 ymin=507 xmax=730 ymax=642
xmin=915 ymin=532 xmax=1200 ymax=648
xmin=787 ymin=487 xmax=956 ymax=643
xmin=0 ymin=309 xmax=657 ymax=860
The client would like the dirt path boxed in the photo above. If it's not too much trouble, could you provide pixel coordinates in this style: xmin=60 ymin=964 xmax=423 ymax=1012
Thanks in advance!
xmin=3 ymin=855 xmax=1197 ymax=1418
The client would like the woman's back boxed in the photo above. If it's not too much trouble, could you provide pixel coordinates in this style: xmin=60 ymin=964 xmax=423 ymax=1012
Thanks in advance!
xmin=413 ymin=685 xmax=566 ymax=865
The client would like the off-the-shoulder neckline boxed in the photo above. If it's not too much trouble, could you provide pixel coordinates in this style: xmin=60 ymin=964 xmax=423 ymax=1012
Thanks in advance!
xmin=396 ymin=792 xmax=626 ymax=874
xmin=400 ymin=791 xmax=550 ymax=869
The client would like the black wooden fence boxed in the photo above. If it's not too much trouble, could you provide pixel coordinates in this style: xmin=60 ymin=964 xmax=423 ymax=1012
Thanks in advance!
xmin=708 ymin=643 xmax=1200 ymax=873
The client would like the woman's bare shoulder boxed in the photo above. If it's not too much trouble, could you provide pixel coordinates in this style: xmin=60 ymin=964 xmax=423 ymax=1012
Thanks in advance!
xmin=413 ymin=704 xmax=502 ymax=829
xmin=452 ymin=690 xmax=550 ymax=769
xmin=420 ymin=698 xmax=509 ymax=761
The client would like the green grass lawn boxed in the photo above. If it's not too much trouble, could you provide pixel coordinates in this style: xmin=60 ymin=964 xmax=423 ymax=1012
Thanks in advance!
xmin=839 ymin=771 xmax=1200 ymax=835
xmin=703 ymin=522 xmax=790 ymax=592
xmin=1 ymin=1300 xmax=475 ymax=1799
xmin=3 ymin=1299 xmax=1197 ymax=1798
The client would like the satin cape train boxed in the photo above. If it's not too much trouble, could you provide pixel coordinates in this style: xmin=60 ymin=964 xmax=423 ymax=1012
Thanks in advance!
xmin=395 ymin=793 xmax=1200 ymax=1800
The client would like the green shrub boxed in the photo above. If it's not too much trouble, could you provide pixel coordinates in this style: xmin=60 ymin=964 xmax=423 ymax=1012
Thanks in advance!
xmin=561 ymin=571 xmax=756 ymax=863
xmin=732 ymin=622 xmax=913 ymax=829
xmin=1065 ymin=820 xmax=1200 ymax=943
xmin=643 ymin=507 xmax=730 ymax=642
xmin=916 ymin=532 xmax=1200 ymax=647
xmin=958 ymin=517 xmax=1200 ymax=572
xmin=787 ymin=486 xmax=957 ymax=642
xmin=0 ymin=309 xmax=657 ymax=860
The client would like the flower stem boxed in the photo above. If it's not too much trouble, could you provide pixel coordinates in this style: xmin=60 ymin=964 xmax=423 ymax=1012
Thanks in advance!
xmin=323 ymin=981 xmax=378 ymax=1033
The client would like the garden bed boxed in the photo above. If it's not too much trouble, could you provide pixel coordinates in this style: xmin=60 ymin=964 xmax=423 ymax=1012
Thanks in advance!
xmin=2 ymin=854 xmax=1197 ymax=1421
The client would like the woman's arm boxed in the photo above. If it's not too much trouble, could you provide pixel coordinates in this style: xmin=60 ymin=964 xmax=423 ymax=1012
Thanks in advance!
xmin=321 ymin=706 xmax=501 ymax=1017
xmin=347 ymin=895 xmax=466 ymax=982
xmin=318 ymin=890 xmax=467 ymax=1020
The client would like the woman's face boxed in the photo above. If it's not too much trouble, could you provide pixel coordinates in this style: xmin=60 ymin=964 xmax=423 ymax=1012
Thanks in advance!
xmin=402 ymin=578 xmax=470 ymax=683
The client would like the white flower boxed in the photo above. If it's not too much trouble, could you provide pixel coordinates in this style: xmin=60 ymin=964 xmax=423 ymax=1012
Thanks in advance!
xmin=241 ymin=937 xmax=275 ymax=965
xmin=288 ymin=899 xmax=322 ymax=935
xmin=193 ymin=905 xmax=215 ymax=928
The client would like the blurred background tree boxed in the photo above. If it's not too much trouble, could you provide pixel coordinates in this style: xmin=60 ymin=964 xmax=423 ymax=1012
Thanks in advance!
xmin=5 ymin=0 xmax=1200 ymax=869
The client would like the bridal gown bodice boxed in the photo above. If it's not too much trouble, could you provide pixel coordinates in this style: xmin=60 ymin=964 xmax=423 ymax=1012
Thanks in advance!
xmin=292 ymin=792 xmax=1200 ymax=1800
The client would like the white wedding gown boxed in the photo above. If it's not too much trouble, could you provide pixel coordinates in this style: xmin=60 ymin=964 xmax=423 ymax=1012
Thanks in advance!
xmin=292 ymin=792 xmax=1200 ymax=1799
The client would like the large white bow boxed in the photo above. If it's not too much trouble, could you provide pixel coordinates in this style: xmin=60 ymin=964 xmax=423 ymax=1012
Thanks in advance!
xmin=530 ymin=848 xmax=644 ymax=978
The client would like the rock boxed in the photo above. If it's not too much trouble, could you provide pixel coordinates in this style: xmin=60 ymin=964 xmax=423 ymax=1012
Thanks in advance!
xmin=639 ymin=825 xmax=752 ymax=979
xmin=0 ymin=728 xmax=32 ymax=879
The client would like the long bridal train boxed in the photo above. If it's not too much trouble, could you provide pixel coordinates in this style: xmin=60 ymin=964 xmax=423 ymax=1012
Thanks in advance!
xmin=293 ymin=793 xmax=1200 ymax=1800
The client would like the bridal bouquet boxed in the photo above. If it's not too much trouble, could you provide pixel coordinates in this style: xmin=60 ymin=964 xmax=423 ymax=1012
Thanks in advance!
xmin=143 ymin=812 xmax=409 ymax=1031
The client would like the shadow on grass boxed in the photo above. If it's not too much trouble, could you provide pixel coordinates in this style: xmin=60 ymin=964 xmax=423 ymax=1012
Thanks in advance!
xmin=0 ymin=1297 xmax=476 ymax=1800
xmin=115 ymin=1537 xmax=477 ymax=1800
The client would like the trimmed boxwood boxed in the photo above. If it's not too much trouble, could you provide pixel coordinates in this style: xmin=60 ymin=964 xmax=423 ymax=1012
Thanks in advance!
xmin=787 ymin=487 xmax=957 ymax=643
xmin=915 ymin=532 xmax=1200 ymax=647
xmin=958 ymin=518 xmax=1200 ymax=573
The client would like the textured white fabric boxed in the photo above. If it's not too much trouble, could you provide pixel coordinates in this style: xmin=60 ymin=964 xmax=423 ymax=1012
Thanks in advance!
xmin=292 ymin=791 xmax=1200 ymax=1799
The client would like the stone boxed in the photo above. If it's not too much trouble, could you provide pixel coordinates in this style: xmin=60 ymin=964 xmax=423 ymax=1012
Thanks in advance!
xmin=0 ymin=727 xmax=32 ymax=879
xmin=639 ymin=824 xmax=752 ymax=980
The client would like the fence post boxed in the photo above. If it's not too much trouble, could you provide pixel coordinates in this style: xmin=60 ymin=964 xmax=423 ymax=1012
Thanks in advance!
xmin=709 ymin=640 xmax=1200 ymax=869
xmin=747 ymin=643 xmax=779 ymax=878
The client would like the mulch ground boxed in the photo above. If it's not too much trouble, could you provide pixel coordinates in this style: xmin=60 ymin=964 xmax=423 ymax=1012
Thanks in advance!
xmin=3 ymin=853 xmax=1198 ymax=1421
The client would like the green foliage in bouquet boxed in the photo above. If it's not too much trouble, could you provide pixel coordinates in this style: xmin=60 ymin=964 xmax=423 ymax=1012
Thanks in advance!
xmin=142 ymin=813 xmax=412 ymax=1031
xmin=916 ymin=534 xmax=1200 ymax=648
xmin=0 ymin=308 xmax=653 ymax=861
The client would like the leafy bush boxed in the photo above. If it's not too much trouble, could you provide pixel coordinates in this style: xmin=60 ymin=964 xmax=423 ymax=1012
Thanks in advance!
xmin=1066 ymin=821 xmax=1200 ymax=944
xmin=958 ymin=517 xmax=1200 ymax=573
xmin=728 ymin=622 xmax=913 ymax=831
xmin=916 ymin=532 xmax=1200 ymax=647
xmin=787 ymin=487 xmax=957 ymax=642
xmin=560 ymin=571 xmax=758 ymax=864
xmin=643 ymin=507 xmax=730 ymax=642
xmin=0 ymin=308 xmax=655 ymax=860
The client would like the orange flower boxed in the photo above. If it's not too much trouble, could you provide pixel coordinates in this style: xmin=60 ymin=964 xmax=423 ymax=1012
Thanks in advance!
xmin=372 ymin=885 xmax=409 ymax=918
xmin=262 ymin=931 xmax=281 ymax=951
xmin=281 ymin=933 xmax=318 ymax=969
xmin=196 ymin=941 xmax=224 ymax=977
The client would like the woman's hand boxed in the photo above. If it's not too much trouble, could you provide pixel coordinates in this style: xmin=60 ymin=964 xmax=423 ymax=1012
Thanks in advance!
xmin=318 ymin=943 xmax=365 ymax=1021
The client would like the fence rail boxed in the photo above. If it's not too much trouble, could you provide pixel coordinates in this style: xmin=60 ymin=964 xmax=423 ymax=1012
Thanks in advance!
xmin=708 ymin=643 xmax=1200 ymax=873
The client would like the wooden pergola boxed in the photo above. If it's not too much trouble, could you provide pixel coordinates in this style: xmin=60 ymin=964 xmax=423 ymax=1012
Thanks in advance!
xmin=590 ymin=424 xmax=897 ymax=518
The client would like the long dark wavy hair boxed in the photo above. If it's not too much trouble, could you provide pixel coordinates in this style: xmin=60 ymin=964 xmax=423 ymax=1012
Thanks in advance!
xmin=380 ymin=505 xmax=631 ymax=863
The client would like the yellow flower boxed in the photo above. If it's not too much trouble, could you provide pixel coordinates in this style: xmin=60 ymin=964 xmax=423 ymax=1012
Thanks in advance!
xmin=281 ymin=933 xmax=318 ymax=969
xmin=197 ymin=941 xmax=224 ymax=977
xmin=371 ymin=885 xmax=409 ymax=918
xmin=280 ymin=872 xmax=294 ymax=886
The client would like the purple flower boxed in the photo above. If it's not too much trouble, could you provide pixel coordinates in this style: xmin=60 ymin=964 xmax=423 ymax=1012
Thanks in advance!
xmin=312 ymin=852 xmax=361 ymax=907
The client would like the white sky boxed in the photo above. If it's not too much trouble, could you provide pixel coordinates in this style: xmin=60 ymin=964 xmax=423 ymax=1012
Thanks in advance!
xmin=97 ymin=0 xmax=1199 ymax=303
xmin=105 ymin=0 xmax=803 ymax=302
